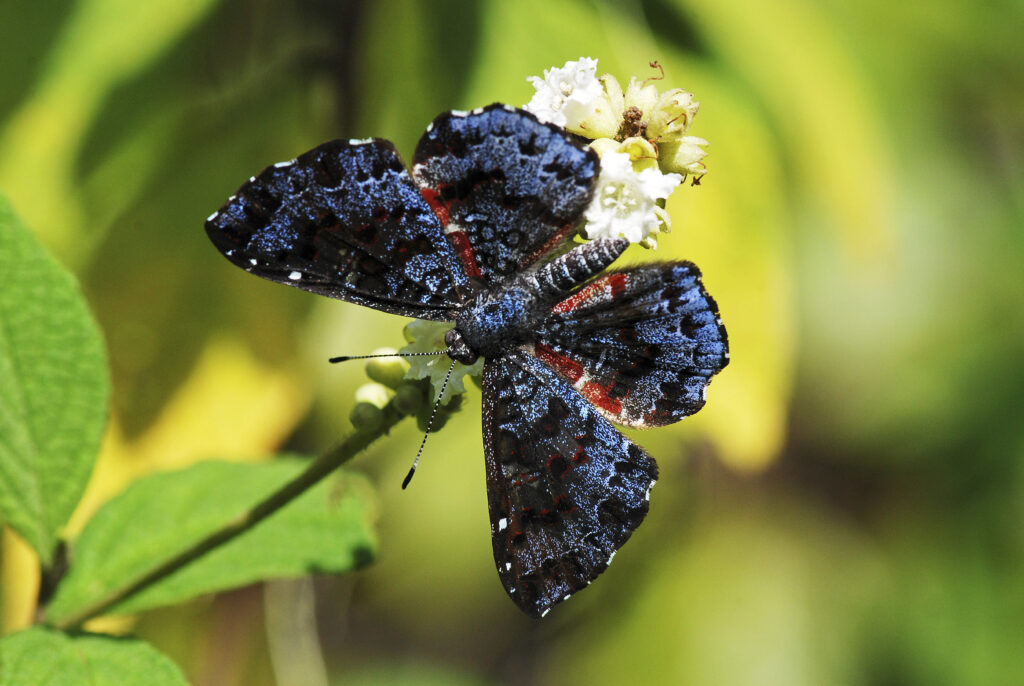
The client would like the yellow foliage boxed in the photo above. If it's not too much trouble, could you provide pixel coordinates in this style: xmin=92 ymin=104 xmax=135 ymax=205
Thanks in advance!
xmin=0 ymin=0 xmax=220 ymax=265
xmin=1 ymin=530 xmax=39 ymax=633
xmin=67 ymin=337 xmax=308 ymax=535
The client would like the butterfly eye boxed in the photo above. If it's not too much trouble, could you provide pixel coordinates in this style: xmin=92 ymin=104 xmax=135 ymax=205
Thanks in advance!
xmin=443 ymin=328 xmax=478 ymax=365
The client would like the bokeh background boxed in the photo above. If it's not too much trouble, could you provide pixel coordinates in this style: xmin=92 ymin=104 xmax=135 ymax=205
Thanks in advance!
xmin=1 ymin=0 xmax=1022 ymax=684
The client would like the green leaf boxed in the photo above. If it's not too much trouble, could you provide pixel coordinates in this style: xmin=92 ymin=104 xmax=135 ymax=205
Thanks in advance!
xmin=0 ymin=194 xmax=109 ymax=566
xmin=0 ymin=626 xmax=188 ymax=686
xmin=46 ymin=459 xmax=377 ymax=622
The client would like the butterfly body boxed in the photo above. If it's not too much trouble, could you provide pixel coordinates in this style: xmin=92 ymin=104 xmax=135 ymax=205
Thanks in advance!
xmin=448 ymin=237 xmax=628 ymax=364
xmin=205 ymin=104 xmax=728 ymax=618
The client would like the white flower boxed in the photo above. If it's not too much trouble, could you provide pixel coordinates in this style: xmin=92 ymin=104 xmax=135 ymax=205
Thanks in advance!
xmin=583 ymin=151 xmax=682 ymax=244
xmin=525 ymin=57 xmax=602 ymax=130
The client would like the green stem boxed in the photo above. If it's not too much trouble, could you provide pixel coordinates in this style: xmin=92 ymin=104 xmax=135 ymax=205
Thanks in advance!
xmin=47 ymin=400 xmax=408 ymax=632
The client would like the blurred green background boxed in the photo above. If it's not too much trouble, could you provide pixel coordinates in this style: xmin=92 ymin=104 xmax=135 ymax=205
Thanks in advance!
xmin=1 ymin=0 xmax=1022 ymax=684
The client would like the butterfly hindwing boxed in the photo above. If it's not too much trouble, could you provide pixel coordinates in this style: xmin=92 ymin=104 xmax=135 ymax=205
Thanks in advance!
xmin=205 ymin=138 xmax=472 ymax=320
xmin=533 ymin=262 xmax=729 ymax=427
xmin=482 ymin=352 xmax=658 ymax=618
xmin=412 ymin=105 xmax=600 ymax=284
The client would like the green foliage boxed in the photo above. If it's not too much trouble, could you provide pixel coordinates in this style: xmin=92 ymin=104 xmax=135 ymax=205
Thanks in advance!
xmin=0 ymin=177 xmax=383 ymax=684
xmin=46 ymin=459 xmax=376 ymax=622
xmin=0 ymin=195 xmax=108 ymax=567
xmin=1 ymin=0 xmax=1021 ymax=684
xmin=0 ymin=627 xmax=188 ymax=686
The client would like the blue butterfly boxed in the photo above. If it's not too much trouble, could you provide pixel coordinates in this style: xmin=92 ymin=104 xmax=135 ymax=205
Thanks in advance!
xmin=205 ymin=104 xmax=728 ymax=618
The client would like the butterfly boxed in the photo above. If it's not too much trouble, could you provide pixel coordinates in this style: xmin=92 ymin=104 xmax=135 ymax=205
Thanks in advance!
xmin=204 ymin=104 xmax=728 ymax=618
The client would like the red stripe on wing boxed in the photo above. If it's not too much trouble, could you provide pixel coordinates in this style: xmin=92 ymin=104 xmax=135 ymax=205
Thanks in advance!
xmin=551 ymin=272 xmax=628 ymax=314
xmin=534 ymin=342 xmax=584 ymax=383
xmin=420 ymin=187 xmax=483 ymax=279
xmin=447 ymin=230 xmax=482 ymax=278
xmin=419 ymin=187 xmax=450 ymax=226
xmin=581 ymin=380 xmax=624 ymax=416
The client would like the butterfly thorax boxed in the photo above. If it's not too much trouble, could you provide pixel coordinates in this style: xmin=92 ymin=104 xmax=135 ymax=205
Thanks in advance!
xmin=447 ymin=286 xmax=540 ymax=364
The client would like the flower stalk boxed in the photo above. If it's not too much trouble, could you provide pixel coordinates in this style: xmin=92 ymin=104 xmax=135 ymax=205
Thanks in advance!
xmin=45 ymin=394 xmax=415 ymax=631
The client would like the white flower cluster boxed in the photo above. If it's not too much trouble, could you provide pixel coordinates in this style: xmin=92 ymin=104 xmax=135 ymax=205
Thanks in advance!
xmin=524 ymin=58 xmax=708 ymax=247
xmin=582 ymin=150 xmax=680 ymax=246
xmin=525 ymin=57 xmax=603 ymax=129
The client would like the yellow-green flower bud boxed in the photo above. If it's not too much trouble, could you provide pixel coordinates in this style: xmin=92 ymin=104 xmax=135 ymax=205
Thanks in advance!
xmin=618 ymin=136 xmax=660 ymax=172
xmin=588 ymin=137 xmax=621 ymax=159
xmin=646 ymin=89 xmax=699 ymax=141
xmin=565 ymin=70 xmax=628 ymax=139
xmin=658 ymin=136 xmax=709 ymax=178
xmin=417 ymin=406 xmax=450 ymax=433
xmin=354 ymin=382 xmax=390 ymax=409
xmin=569 ymin=95 xmax=621 ymax=139
xmin=589 ymin=136 xmax=659 ymax=170
xmin=365 ymin=347 xmax=409 ymax=389
xmin=653 ymin=205 xmax=672 ymax=234
xmin=349 ymin=402 xmax=383 ymax=432
xmin=393 ymin=382 xmax=425 ymax=415
xmin=600 ymin=73 xmax=624 ymax=114
xmin=623 ymin=77 xmax=659 ymax=120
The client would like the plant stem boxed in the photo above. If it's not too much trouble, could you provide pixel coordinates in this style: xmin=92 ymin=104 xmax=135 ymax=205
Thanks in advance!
xmin=48 ymin=400 xmax=409 ymax=631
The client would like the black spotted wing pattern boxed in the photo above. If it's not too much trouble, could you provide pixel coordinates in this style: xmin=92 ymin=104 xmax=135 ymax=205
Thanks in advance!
xmin=482 ymin=352 xmax=658 ymax=618
xmin=534 ymin=263 xmax=729 ymax=427
xmin=412 ymin=104 xmax=600 ymax=284
xmin=205 ymin=138 xmax=471 ymax=320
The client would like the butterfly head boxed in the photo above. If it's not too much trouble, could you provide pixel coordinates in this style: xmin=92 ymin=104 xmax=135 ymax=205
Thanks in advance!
xmin=443 ymin=328 xmax=479 ymax=366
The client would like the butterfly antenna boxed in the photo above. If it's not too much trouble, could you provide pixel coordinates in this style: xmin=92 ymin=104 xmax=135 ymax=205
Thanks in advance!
xmin=329 ymin=350 xmax=449 ymax=364
xmin=402 ymin=358 xmax=458 ymax=490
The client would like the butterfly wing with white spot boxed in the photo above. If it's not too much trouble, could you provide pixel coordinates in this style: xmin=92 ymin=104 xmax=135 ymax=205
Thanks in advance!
xmin=481 ymin=351 xmax=658 ymax=618
xmin=205 ymin=138 xmax=472 ymax=320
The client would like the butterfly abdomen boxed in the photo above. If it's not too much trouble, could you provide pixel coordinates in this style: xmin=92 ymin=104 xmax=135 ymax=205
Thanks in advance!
xmin=526 ymin=237 xmax=628 ymax=300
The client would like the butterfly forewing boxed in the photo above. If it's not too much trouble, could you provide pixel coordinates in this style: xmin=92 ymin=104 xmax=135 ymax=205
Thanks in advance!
xmin=482 ymin=352 xmax=658 ymax=618
xmin=205 ymin=138 xmax=471 ymax=320
xmin=533 ymin=263 xmax=729 ymax=427
xmin=412 ymin=104 xmax=600 ymax=284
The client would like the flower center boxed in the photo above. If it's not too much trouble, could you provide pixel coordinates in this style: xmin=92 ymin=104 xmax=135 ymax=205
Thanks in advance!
xmin=600 ymin=182 xmax=641 ymax=216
